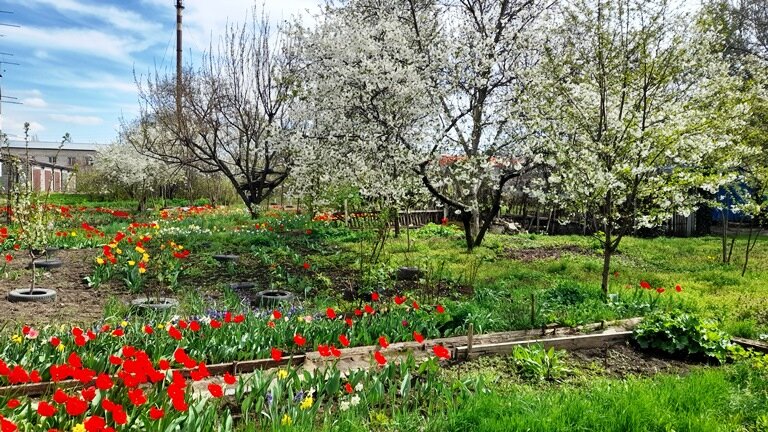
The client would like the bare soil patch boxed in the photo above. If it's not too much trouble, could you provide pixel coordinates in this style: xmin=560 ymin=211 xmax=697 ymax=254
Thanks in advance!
xmin=569 ymin=342 xmax=695 ymax=378
xmin=0 ymin=249 xmax=127 ymax=327
xmin=505 ymin=245 xmax=594 ymax=262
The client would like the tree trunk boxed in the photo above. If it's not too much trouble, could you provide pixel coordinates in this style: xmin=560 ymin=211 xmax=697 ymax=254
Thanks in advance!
xmin=742 ymin=223 xmax=760 ymax=277
xmin=721 ymin=209 xmax=729 ymax=263
xmin=600 ymin=238 xmax=613 ymax=300
xmin=28 ymin=252 xmax=36 ymax=294
xmin=470 ymin=210 xmax=481 ymax=239
xmin=461 ymin=211 xmax=474 ymax=252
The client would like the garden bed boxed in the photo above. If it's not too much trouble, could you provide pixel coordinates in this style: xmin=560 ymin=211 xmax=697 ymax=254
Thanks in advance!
xmin=505 ymin=245 xmax=594 ymax=262
xmin=0 ymin=248 xmax=127 ymax=326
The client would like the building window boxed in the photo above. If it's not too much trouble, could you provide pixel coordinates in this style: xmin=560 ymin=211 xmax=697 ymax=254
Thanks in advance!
xmin=68 ymin=157 xmax=77 ymax=166
xmin=48 ymin=156 xmax=57 ymax=164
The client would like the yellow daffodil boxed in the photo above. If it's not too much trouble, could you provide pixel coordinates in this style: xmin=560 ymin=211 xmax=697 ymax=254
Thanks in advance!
xmin=300 ymin=396 xmax=313 ymax=410
xmin=72 ymin=423 xmax=86 ymax=432
xmin=11 ymin=334 xmax=22 ymax=344
xmin=281 ymin=414 xmax=293 ymax=426
xmin=95 ymin=257 xmax=105 ymax=265
xmin=135 ymin=246 xmax=146 ymax=254
xmin=277 ymin=369 xmax=289 ymax=379
xmin=128 ymin=260 xmax=136 ymax=266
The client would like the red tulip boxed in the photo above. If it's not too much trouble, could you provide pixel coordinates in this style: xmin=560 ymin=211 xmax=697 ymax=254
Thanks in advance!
xmin=413 ymin=332 xmax=425 ymax=344
xmin=167 ymin=326 xmax=182 ymax=341
xmin=378 ymin=336 xmax=389 ymax=348
xmin=433 ymin=345 xmax=451 ymax=360
xmin=149 ymin=406 xmax=164 ymax=420
xmin=37 ymin=401 xmax=57 ymax=417
xmin=293 ymin=334 xmax=306 ymax=346
xmin=338 ymin=334 xmax=350 ymax=347
xmin=65 ymin=397 xmax=88 ymax=416
xmin=271 ymin=348 xmax=283 ymax=362
xmin=208 ymin=383 xmax=224 ymax=398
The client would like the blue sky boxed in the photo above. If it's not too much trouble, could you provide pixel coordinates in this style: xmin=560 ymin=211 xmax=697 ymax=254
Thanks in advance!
xmin=0 ymin=0 xmax=318 ymax=144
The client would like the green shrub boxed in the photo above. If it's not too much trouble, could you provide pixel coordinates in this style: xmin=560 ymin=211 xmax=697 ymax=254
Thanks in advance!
xmin=511 ymin=344 xmax=570 ymax=382
xmin=414 ymin=223 xmax=461 ymax=239
xmin=633 ymin=312 xmax=738 ymax=363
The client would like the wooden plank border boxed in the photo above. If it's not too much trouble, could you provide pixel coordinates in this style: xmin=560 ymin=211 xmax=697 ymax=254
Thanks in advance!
xmin=454 ymin=331 xmax=633 ymax=360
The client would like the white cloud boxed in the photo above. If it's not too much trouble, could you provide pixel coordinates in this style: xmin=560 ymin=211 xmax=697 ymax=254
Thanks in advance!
xmin=4 ymin=26 xmax=155 ymax=64
xmin=49 ymin=114 xmax=103 ymax=126
xmin=7 ymin=0 xmax=163 ymax=35
xmin=69 ymin=75 xmax=138 ymax=95
xmin=22 ymin=97 xmax=47 ymax=108
xmin=1 ymin=116 xmax=46 ymax=138
xmin=177 ymin=1 xmax=321 ymax=57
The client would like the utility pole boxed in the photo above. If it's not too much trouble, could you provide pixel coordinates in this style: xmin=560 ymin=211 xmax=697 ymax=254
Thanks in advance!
xmin=175 ymin=0 xmax=183 ymax=119
xmin=175 ymin=0 xmax=194 ymax=203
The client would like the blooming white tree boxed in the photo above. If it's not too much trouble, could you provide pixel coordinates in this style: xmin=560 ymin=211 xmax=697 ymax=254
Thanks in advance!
xmin=529 ymin=0 xmax=753 ymax=297
xmin=303 ymin=0 xmax=549 ymax=251
xmin=128 ymin=9 xmax=304 ymax=217
xmin=701 ymin=0 xmax=768 ymax=272
xmin=94 ymin=140 xmax=185 ymax=211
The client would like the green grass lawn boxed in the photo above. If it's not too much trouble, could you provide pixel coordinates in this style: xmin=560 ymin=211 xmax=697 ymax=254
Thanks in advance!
xmin=434 ymin=365 xmax=768 ymax=432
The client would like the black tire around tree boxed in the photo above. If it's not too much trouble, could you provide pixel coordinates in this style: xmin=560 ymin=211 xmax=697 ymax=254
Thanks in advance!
xmin=255 ymin=290 xmax=295 ymax=308
xmin=31 ymin=259 xmax=63 ymax=269
xmin=7 ymin=288 xmax=57 ymax=303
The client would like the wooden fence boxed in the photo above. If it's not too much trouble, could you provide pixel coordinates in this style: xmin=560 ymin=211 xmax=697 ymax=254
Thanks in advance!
xmin=502 ymin=197 xmax=700 ymax=237
xmin=332 ymin=209 xmax=445 ymax=230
